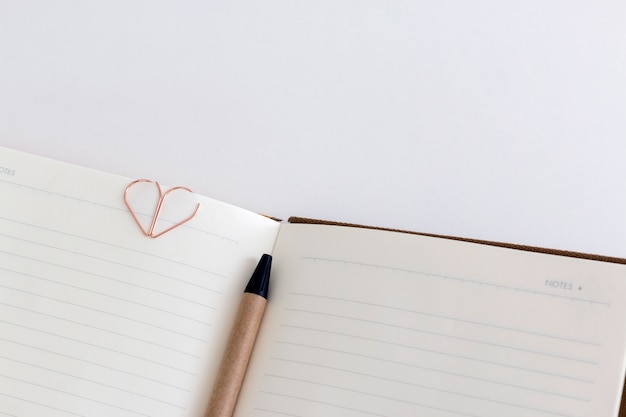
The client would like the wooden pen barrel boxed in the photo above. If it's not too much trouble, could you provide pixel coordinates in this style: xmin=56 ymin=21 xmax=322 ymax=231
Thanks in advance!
xmin=205 ymin=293 xmax=267 ymax=417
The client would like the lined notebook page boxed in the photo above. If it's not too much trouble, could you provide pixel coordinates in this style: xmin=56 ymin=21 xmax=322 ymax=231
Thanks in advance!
xmin=235 ymin=223 xmax=626 ymax=417
xmin=0 ymin=147 xmax=280 ymax=417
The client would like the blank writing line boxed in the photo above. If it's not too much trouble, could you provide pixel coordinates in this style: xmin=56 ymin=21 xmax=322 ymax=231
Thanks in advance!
xmin=275 ymin=341 xmax=591 ymax=397
xmin=300 ymin=257 xmax=609 ymax=306
xmin=0 ymin=268 xmax=211 ymax=326
xmin=286 ymin=308 xmax=597 ymax=365
xmin=280 ymin=325 xmax=594 ymax=383
xmin=0 ymin=374 xmax=150 ymax=416
xmin=0 ymin=186 xmax=239 ymax=245
xmin=0 ymin=248 xmax=219 ymax=305
xmin=254 ymin=408 xmax=304 ymax=417
xmin=0 ymin=392 xmax=88 ymax=417
xmin=0 ymin=355 xmax=184 ymax=408
xmin=269 ymin=356 xmax=590 ymax=402
xmin=265 ymin=374 xmax=583 ymax=417
xmin=0 ymin=231 xmax=225 ymax=291
xmin=0 ymin=336 xmax=190 ymax=392
xmin=259 ymin=391 xmax=386 ymax=417
xmin=0 ymin=302 xmax=200 ymax=359
xmin=261 ymin=389 xmax=480 ymax=417
xmin=0 ymin=282 xmax=206 ymax=342
xmin=290 ymin=292 xmax=601 ymax=347
xmin=0 ymin=319 xmax=196 ymax=376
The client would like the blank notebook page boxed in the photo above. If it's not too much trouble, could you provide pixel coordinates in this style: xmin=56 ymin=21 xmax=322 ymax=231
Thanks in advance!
xmin=235 ymin=223 xmax=626 ymax=417
xmin=0 ymin=147 xmax=280 ymax=417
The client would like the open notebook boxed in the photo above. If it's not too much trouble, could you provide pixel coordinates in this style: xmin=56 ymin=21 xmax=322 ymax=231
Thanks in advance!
xmin=1 ymin=146 xmax=626 ymax=417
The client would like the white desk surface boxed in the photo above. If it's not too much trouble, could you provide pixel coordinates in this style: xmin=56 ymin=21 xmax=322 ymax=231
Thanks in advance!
xmin=1 ymin=2 xmax=624 ymax=258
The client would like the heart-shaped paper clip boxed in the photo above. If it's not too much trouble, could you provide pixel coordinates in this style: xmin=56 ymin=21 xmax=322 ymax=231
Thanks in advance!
xmin=124 ymin=179 xmax=200 ymax=238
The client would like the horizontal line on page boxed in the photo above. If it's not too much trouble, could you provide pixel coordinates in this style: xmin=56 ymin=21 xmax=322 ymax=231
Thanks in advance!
xmin=0 ymin=375 xmax=150 ymax=417
xmin=0 ymin=336 xmax=191 ymax=392
xmin=0 ymin=302 xmax=201 ymax=359
xmin=289 ymin=292 xmax=601 ymax=346
xmin=0 ymin=355 xmax=185 ymax=408
xmin=300 ymin=257 xmax=610 ymax=306
xmin=264 ymin=374 xmax=584 ymax=417
xmin=0 ymin=392 xmax=88 ymax=417
xmin=259 ymin=391 xmax=387 ymax=417
xmin=275 ymin=340 xmax=594 ymax=385
xmin=0 ymin=320 xmax=197 ymax=376
xmin=269 ymin=356 xmax=590 ymax=402
xmin=278 ymin=326 xmax=595 ymax=383
xmin=285 ymin=308 xmax=597 ymax=364
xmin=260 ymin=389 xmax=480 ymax=417
xmin=0 ymin=235 xmax=223 ymax=293
xmin=0 ymin=268 xmax=212 ymax=326
xmin=0 ymin=281 xmax=206 ymax=342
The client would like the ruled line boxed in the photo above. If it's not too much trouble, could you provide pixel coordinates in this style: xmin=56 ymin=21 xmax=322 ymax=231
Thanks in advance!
xmin=0 ymin=374 xmax=150 ymax=416
xmin=279 ymin=325 xmax=594 ymax=383
xmin=0 ymin=393 xmax=88 ymax=417
xmin=259 ymin=391 xmax=387 ymax=417
xmin=260 ymin=390 xmax=481 ymax=417
xmin=0 ymin=320 xmax=196 ymax=376
xmin=290 ymin=292 xmax=601 ymax=347
xmin=264 ymin=374 xmax=584 ymax=417
xmin=0 ymin=243 xmax=221 ymax=297
xmin=0 ymin=268 xmax=211 ymax=326
xmin=0 ymin=282 xmax=206 ymax=342
xmin=0 ymin=355 xmax=185 ymax=408
xmin=300 ymin=257 xmax=609 ymax=306
xmin=0 ymin=337 xmax=191 ymax=391
xmin=0 ymin=302 xmax=200 ymax=358
xmin=254 ymin=408 xmax=304 ymax=417
xmin=0 ymin=227 xmax=227 ymax=284
xmin=269 ymin=356 xmax=590 ymax=402
xmin=286 ymin=308 xmax=597 ymax=364
xmin=0 ymin=182 xmax=239 ymax=245
xmin=275 ymin=340 xmax=592 ymax=393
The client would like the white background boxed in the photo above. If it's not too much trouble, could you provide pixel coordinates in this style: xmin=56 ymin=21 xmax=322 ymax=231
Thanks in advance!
xmin=1 ymin=1 xmax=624 ymax=258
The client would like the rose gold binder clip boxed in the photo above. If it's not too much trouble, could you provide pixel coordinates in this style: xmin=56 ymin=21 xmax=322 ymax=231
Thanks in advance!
xmin=124 ymin=179 xmax=200 ymax=238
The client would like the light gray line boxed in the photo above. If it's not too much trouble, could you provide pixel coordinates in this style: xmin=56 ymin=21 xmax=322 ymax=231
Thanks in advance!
xmin=254 ymin=408 xmax=303 ymax=417
xmin=0 ymin=183 xmax=238 ymax=245
xmin=0 ymin=247 xmax=219 ymax=302
xmin=0 ymin=302 xmax=200 ymax=359
xmin=0 ymin=374 xmax=150 ymax=416
xmin=0 ymin=267 xmax=211 ymax=326
xmin=275 ymin=340 xmax=592 ymax=392
xmin=261 ymin=389 xmax=481 ymax=417
xmin=0 ymin=180 xmax=120 ymax=210
xmin=0 ymin=355 xmax=185 ymax=408
xmin=300 ymin=257 xmax=610 ymax=306
xmin=0 ymin=231 xmax=225 ymax=290
xmin=286 ymin=308 xmax=597 ymax=365
xmin=0 ymin=320 xmax=196 ymax=376
xmin=259 ymin=391 xmax=387 ymax=417
xmin=289 ymin=291 xmax=601 ymax=346
xmin=279 ymin=326 xmax=595 ymax=383
xmin=265 ymin=374 xmax=583 ymax=417
xmin=0 ymin=392 xmax=88 ymax=417
xmin=0 ymin=281 xmax=206 ymax=342
xmin=0 ymin=336 xmax=190 ymax=391
xmin=269 ymin=356 xmax=590 ymax=402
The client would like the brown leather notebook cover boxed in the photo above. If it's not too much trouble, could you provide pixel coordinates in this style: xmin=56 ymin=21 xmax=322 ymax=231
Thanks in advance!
xmin=288 ymin=216 xmax=626 ymax=416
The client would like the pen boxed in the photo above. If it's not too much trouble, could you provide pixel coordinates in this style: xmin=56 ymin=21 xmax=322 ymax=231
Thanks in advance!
xmin=204 ymin=254 xmax=272 ymax=417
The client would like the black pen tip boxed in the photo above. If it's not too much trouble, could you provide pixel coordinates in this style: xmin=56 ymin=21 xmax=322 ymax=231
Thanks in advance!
xmin=244 ymin=254 xmax=272 ymax=299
